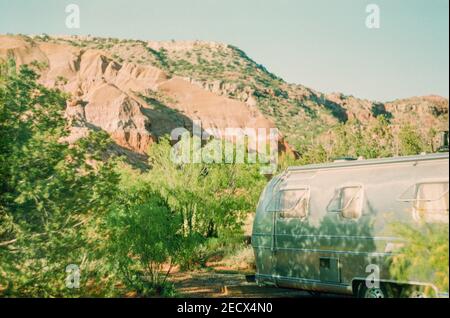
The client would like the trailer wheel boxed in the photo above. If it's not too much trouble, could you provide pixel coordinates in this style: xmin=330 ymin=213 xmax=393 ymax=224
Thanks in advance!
xmin=400 ymin=285 xmax=430 ymax=298
xmin=358 ymin=283 xmax=391 ymax=298
xmin=308 ymin=291 xmax=322 ymax=297
xmin=408 ymin=291 xmax=427 ymax=298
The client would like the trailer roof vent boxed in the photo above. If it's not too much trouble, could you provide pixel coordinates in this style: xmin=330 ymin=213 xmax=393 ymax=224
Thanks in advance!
xmin=333 ymin=157 xmax=357 ymax=163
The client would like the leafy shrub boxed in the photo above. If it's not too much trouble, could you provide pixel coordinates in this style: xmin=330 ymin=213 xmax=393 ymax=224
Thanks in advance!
xmin=389 ymin=223 xmax=449 ymax=296
xmin=0 ymin=61 xmax=119 ymax=297
xmin=107 ymin=188 xmax=185 ymax=296
xmin=398 ymin=124 xmax=425 ymax=155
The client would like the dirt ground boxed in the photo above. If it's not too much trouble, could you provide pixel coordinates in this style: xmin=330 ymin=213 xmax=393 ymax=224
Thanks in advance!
xmin=169 ymin=269 xmax=348 ymax=298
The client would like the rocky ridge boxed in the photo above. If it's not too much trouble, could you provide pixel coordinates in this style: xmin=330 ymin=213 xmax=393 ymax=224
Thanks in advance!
xmin=0 ymin=34 xmax=448 ymax=156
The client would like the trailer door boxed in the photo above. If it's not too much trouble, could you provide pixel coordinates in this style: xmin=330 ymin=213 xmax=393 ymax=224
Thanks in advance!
xmin=272 ymin=187 xmax=315 ymax=281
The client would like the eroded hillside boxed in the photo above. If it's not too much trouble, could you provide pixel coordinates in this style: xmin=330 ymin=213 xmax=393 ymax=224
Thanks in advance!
xmin=0 ymin=34 xmax=448 ymax=155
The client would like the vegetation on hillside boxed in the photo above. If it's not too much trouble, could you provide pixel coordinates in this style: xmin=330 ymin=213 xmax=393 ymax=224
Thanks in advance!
xmin=29 ymin=34 xmax=447 ymax=154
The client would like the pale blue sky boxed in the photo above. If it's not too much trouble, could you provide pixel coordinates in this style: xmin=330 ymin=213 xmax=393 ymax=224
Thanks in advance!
xmin=0 ymin=0 xmax=448 ymax=101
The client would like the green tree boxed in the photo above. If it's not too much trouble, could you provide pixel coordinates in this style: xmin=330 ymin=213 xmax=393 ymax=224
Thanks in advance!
xmin=137 ymin=136 xmax=266 ymax=268
xmin=389 ymin=223 xmax=449 ymax=296
xmin=398 ymin=124 xmax=425 ymax=155
xmin=107 ymin=187 xmax=182 ymax=296
xmin=357 ymin=115 xmax=395 ymax=158
xmin=0 ymin=61 xmax=119 ymax=296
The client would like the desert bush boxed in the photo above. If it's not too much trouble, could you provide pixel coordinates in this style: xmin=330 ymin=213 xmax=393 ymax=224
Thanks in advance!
xmin=398 ymin=124 xmax=425 ymax=155
xmin=295 ymin=115 xmax=428 ymax=165
xmin=130 ymin=137 xmax=266 ymax=269
xmin=389 ymin=222 xmax=449 ymax=296
xmin=107 ymin=187 xmax=186 ymax=296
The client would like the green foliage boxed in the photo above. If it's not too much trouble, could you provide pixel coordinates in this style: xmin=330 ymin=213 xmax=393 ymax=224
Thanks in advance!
xmin=297 ymin=143 xmax=329 ymax=165
xmin=55 ymin=75 xmax=68 ymax=86
xmin=295 ymin=115 xmax=428 ymax=165
xmin=148 ymin=138 xmax=263 ymax=234
xmin=107 ymin=187 xmax=182 ymax=296
xmin=398 ymin=124 xmax=425 ymax=155
xmin=122 ymin=137 xmax=266 ymax=268
xmin=327 ymin=116 xmax=395 ymax=159
xmin=0 ymin=61 xmax=120 ymax=296
xmin=389 ymin=223 xmax=449 ymax=296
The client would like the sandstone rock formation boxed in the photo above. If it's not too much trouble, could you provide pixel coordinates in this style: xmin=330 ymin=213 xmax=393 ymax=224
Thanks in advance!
xmin=0 ymin=35 xmax=275 ymax=154
xmin=0 ymin=34 xmax=448 ymax=157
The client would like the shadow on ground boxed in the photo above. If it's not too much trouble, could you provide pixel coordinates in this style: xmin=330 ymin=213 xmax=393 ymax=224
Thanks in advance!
xmin=169 ymin=270 xmax=351 ymax=298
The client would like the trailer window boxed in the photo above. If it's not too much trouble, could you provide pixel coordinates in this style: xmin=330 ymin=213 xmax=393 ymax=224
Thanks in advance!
xmin=414 ymin=182 xmax=449 ymax=223
xmin=280 ymin=189 xmax=310 ymax=219
xmin=267 ymin=188 xmax=310 ymax=219
xmin=327 ymin=186 xmax=364 ymax=219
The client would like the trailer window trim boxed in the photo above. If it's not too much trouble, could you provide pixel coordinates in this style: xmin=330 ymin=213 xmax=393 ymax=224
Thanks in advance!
xmin=341 ymin=188 xmax=362 ymax=211
xmin=397 ymin=181 xmax=449 ymax=223
xmin=327 ymin=185 xmax=364 ymax=219
xmin=266 ymin=186 xmax=310 ymax=219
xmin=397 ymin=181 xmax=449 ymax=202
xmin=279 ymin=188 xmax=310 ymax=219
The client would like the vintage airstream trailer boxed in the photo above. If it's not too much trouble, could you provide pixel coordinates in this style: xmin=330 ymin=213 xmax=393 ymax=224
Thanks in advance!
xmin=252 ymin=153 xmax=449 ymax=298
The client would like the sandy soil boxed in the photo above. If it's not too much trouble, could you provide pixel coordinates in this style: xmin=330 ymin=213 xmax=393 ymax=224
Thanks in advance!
xmin=169 ymin=269 xmax=348 ymax=298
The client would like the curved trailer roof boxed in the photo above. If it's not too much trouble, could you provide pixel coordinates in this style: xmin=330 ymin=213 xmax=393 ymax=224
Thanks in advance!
xmin=286 ymin=153 xmax=449 ymax=173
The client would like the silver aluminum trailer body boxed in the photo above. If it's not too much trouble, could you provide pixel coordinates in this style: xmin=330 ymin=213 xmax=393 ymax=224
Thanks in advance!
xmin=252 ymin=153 xmax=449 ymax=297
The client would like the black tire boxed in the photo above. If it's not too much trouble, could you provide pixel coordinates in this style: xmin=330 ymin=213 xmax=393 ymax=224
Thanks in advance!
xmin=358 ymin=282 xmax=391 ymax=298
xmin=400 ymin=285 xmax=429 ymax=298
xmin=308 ymin=291 xmax=322 ymax=297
